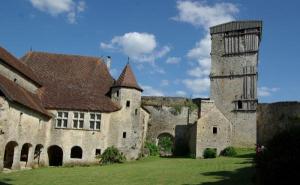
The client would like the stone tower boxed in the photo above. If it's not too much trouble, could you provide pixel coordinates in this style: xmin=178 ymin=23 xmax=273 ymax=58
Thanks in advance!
xmin=209 ymin=21 xmax=262 ymax=147
xmin=110 ymin=63 xmax=144 ymax=159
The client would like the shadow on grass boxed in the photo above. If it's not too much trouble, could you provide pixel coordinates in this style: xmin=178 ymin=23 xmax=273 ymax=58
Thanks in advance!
xmin=0 ymin=178 xmax=12 ymax=185
xmin=235 ymin=153 xmax=255 ymax=159
xmin=182 ymin=166 xmax=256 ymax=185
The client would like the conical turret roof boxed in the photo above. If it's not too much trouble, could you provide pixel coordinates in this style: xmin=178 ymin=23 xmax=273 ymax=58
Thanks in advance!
xmin=113 ymin=63 xmax=142 ymax=91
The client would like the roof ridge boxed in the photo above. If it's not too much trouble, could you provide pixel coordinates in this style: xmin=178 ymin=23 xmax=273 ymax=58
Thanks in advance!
xmin=28 ymin=51 xmax=102 ymax=61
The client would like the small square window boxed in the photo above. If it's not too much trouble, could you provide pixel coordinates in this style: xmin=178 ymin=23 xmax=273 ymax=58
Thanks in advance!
xmin=213 ymin=127 xmax=217 ymax=134
xmin=95 ymin=149 xmax=101 ymax=156
xmin=123 ymin=132 xmax=126 ymax=138
xmin=126 ymin=101 xmax=130 ymax=107
xmin=238 ymin=101 xmax=243 ymax=109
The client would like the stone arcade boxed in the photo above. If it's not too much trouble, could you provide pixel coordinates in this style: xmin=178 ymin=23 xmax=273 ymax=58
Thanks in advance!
xmin=0 ymin=20 xmax=263 ymax=170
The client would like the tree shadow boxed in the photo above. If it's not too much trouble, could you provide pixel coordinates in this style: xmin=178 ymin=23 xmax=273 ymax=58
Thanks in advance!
xmin=182 ymin=166 xmax=256 ymax=185
xmin=0 ymin=178 xmax=12 ymax=185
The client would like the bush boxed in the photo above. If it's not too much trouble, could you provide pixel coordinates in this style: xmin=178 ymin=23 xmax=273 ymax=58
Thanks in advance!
xmin=203 ymin=148 xmax=217 ymax=159
xmin=221 ymin=147 xmax=237 ymax=157
xmin=100 ymin=146 xmax=125 ymax=165
xmin=256 ymin=127 xmax=300 ymax=185
xmin=158 ymin=136 xmax=173 ymax=153
xmin=144 ymin=141 xmax=159 ymax=156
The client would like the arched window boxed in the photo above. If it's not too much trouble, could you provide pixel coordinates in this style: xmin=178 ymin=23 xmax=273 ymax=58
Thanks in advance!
xmin=70 ymin=146 xmax=82 ymax=159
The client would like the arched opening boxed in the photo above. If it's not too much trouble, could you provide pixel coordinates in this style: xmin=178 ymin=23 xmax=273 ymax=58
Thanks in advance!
xmin=3 ymin=141 xmax=18 ymax=169
xmin=48 ymin=145 xmax=63 ymax=166
xmin=20 ymin=143 xmax=32 ymax=163
xmin=157 ymin=133 xmax=174 ymax=156
xmin=34 ymin=144 xmax=43 ymax=164
xmin=70 ymin=146 xmax=82 ymax=159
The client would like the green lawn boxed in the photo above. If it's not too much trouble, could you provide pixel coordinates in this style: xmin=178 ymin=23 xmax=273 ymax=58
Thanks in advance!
xmin=0 ymin=149 xmax=255 ymax=185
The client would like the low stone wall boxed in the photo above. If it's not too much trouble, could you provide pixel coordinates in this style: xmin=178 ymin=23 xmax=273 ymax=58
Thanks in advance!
xmin=257 ymin=101 xmax=300 ymax=145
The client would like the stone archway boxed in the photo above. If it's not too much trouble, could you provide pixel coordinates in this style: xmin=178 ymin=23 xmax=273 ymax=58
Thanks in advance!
xmin=3 ymin=141 xmax=18 ymax=169
xmin=157 ymin=133 xmax=174 ymax=156
xmin=48 ymin=145 xmax=63 ymax=166
xmin=20 ymin=143 xmax=32 ymax=166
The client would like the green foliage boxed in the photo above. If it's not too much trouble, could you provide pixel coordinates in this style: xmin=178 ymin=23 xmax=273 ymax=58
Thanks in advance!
xmin=203 ymin=148 xmax=217 ymax=159
xmin=287 ymin=116 xmax=300 ymax=123
xmin=186 ymin=99 xmax=198 ymax=112
xmin=221 ymin=147 xmax=237 ymax=157
xmin=100 ymin=146 xmax=125 ymax=165
xmin=170 ymin=104 xmax=182 ymax=115
xmin=256 ymin=127 xmax=300 ymax=185
xmin=158 ymin=136 xmax=173 ymax=153
xmin=144 ymin=141 xmax=159 ymax=156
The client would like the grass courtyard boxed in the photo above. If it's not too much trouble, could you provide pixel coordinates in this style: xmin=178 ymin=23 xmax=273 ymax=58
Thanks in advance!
xmin=0 ymin=149 xmax=255 ymax=185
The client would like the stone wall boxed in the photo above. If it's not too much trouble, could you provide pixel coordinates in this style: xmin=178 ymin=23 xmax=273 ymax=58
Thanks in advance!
xmin=142 ymin=96 xmax=198 ymax=155
xmin=193 ymin=102 xmax=232 ymax=157
xmin=257 ymin=102 xmax=300 ymax=145
xmin=0 ymin=97 xmax=50 ymax=170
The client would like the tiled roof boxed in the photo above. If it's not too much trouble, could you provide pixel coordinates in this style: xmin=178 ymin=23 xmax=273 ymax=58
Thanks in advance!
xmin=0 ymin=74 xmax=50 ymax=117
xmin=113 ymin=63 xmax=142 ymax=91
xmin=21 ymin=51 xmax=121 ymax=112
xmin=0 ymin=47 xmax=42 ymax=86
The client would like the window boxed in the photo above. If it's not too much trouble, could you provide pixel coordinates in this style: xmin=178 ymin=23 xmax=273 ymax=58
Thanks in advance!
xmin=89 ymin=113 xmax=101 ymax=130
xmin=135 ymin=109 xmax=138 ymax=115
xmin=116 ymin=91 xmax=119 ymax=97
xmin=213 ymin=127 xmax=218 ymax=134
xmin=123 ymin=132 xmax=127 ymax=138
xmin=70 ymin=146 xmax=82 ymax=159
xmin=126 ymin=101 xmax=130 ymax=107
xmin=56 ymin=112 xmax=68 ymax=128
xmin=238 ymin=101 xmax=243 ymax=109
xmin=95 ymin=149 xmax=101 ymax=156
xmin=73 ymin=112 xmax=84 ymax=129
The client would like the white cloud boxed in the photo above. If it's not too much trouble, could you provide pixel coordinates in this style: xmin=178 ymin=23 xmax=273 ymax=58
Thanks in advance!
xmin=258 ymin=87 xmax=279 ymax=97
xmin=142 ymin=85 xmax=164 ymax=96
xmin=100 ymin=32 xmax=170 ymax=63
xmin=160 ymin=80 xmax=169 ymax=86
xmin=182 ymin=78 xmax=210 ymax=95
xmin=174 ymin=1 xmax=238 ymax=95
xmin=29 ymin=0 xmax=86 ymax=24
xmin=166 ymin=57 xmax=181 ymax=64
xmin=173 ymin=1 xmax=238 ymax=29
xmin=176 ymin=90 xmax=187 ymax=97
xmin=109 ymin=68 xmax=118 ymax=78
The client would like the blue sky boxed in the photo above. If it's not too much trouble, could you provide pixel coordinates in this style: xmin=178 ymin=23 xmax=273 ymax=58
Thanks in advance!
xmin=0 ymin=0 xmax=299 ymax=103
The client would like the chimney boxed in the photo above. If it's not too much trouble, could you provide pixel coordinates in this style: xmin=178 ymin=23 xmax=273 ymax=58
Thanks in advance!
xmin=105 ymin=56 xmax=111 ymax=69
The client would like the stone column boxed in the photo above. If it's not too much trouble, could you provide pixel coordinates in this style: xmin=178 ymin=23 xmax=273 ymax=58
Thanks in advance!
xmin=26 ymin=146 xmax=34 ymax=168
xmin=11 ymin=145 xmax=20 ymax=170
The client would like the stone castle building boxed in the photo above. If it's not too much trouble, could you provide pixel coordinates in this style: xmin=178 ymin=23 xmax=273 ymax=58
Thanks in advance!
xmin=0 ymin=20 xmax=265 ymax=170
